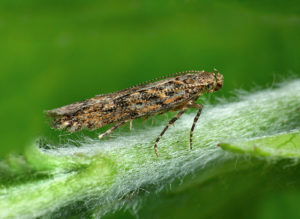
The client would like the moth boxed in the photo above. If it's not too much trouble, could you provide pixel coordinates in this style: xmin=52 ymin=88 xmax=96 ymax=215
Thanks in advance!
xmin=47 ymin=69 xmax=223 ymax=156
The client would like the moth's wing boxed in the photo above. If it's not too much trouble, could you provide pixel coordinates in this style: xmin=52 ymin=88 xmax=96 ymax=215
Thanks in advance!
xmin=46 ymin=97 xmax=107 ymax=132
xmin=45 ymin=89 xmax=138 ymax=132
xmin=46 ymin=99 xmax=91 ymax=117
xmin=46 ymin=89 xmax=125 ymax=117
xmin=45 ymin=72 xmax=197 ymax=132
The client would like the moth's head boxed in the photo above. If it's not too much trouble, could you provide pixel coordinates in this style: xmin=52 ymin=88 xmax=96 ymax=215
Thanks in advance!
xmin=213 ymin=69 xmax=223 ymax=91
xmin=204 ymin=69 xmax=223 ymax=93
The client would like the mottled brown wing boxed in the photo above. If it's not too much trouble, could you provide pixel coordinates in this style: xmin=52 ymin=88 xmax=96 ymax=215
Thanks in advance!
xmin=46 ymin=100 xmax=91 ymax=117
xmin=46 ymin=84 xmax=149 ymax=131
xmin=47 ymin=72 xmax=204 ymax=132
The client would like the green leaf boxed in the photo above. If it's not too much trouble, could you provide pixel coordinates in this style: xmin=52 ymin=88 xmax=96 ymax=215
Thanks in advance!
xmin=219 ymin=131 xmax=300 ymax=158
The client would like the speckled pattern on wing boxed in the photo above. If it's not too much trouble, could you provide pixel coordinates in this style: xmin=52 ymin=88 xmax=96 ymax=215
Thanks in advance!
xmin=47 ymin=70 xmax=223 ymax=133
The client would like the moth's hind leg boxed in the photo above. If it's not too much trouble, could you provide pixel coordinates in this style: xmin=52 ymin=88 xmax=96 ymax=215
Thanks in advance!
xmin=188 ymin=103 xmax=203 ymax=150
xmin=154 ymin=109 xmax=187 ymax=157
xmin=98 ymin=121 xmax=127 ymax=139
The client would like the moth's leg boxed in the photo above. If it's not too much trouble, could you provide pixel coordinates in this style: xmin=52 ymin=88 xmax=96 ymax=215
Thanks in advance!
xmin=142 ymin=116 xmax=149 ymax=124
xmin=98 ymin=121 xmax=127 ymax=139
xmin=187 ymin=103 xmax=203 ymax=150
xmin=154 ymin=109 xmax=187 ymax=157
xmin=130 ymin=120 xmax=133 ymax=131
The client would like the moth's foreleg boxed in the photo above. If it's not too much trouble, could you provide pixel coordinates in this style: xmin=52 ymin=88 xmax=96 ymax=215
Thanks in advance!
xmin=188 ymin=103 xmax=203 ymax=150
xmin=154 ymin=109 xmax=187 ymax=157
xmin=98 ymin=121 xmax=127 ymax=139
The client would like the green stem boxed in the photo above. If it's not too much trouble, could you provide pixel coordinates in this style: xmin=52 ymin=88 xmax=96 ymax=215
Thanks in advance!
xmin=0 ymin=80 xmax=299 ymax=218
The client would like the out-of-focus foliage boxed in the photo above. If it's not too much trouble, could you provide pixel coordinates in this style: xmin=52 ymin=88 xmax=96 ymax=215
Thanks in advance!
xmin=0 ymin=1 xmax=300 ymax=218
xmin=220 ymin=131 xmax=300 ymax=157
xmin=0 ymin=0 xmax=299 ymax=155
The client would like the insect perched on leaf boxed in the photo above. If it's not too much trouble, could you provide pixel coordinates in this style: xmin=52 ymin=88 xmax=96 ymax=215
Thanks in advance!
xmin=47 ymin=69 xmax=223 ymax=156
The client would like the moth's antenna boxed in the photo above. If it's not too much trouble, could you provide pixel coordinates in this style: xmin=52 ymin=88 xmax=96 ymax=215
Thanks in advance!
xmin=132 ymin=70 xmax=204 ymax=88
xmin=96 ymin=70 xmax=204 ymax=97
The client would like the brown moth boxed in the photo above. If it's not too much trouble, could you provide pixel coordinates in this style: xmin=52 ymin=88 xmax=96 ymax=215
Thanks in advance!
xmin=47 ymin=69 xmax=223 ymax=156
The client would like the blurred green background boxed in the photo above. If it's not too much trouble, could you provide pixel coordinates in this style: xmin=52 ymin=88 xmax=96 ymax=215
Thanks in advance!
xmin=0 ymin=1 xmax=300 ymax=218
xmin=0 ymin=0 xmax=299 ymax=155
